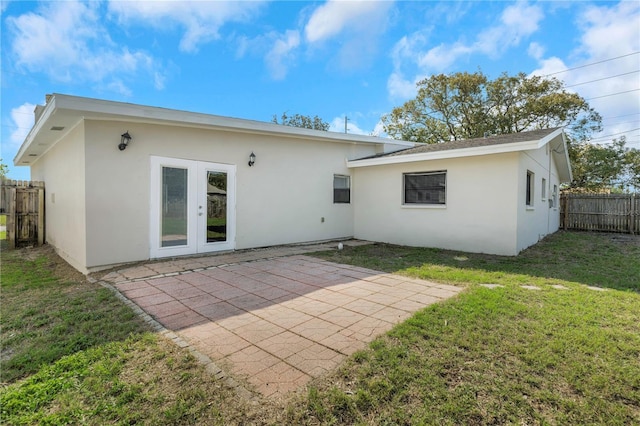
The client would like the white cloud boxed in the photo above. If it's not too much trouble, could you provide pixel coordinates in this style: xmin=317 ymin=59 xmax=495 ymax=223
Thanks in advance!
xmin=108 ymin=0 xmax=266 ymax=53
xmin=527 ymin=42 xmax=545 ymax=60
xmin=329 ymin=116 xmax=368 ymax=135
xmin=423 ymin=2 xmax=543 ymax=69
xmin=388 ymin=2 xmax=544 ymax=98
xmin=305 ymin=0 xmax=391 ymax=43
xmin=9 ymin=103 xmax=35 ymax=148
xmin=530 ymin=1 xmax=640 ymax=144
xmin=7 ymin=1 xmax=163 ymax=93
xmin=304 ymin=0 xmax=394 ymax=70
xmin=387 ymin=71 xmax=419 ymax=99
xmin=265 ymin=30 xmax=301 ymax=80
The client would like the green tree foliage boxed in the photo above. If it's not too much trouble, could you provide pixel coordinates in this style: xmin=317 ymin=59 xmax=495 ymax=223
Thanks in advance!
xmin=0 ymin=159 xmax=8 ymax=179
xmin=272 ymin=112 xmax=330 ymax=131
xmin=381 ymin=71 xmax=602 ymax=144
xmin=565 ymin=137 xmax=639 ymax=192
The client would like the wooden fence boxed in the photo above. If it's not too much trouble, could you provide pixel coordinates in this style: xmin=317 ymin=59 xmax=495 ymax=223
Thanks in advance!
xmin=0 ymin=179 xmax=45 ymax=248
xmin=560 ymin=193 xmax=639 ymax=234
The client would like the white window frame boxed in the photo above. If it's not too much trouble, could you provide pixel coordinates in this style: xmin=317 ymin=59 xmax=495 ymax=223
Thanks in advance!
xmin=403 ymin=171 xmax=447 ymax=206
xmin=526 ymin=170 xmax=535 ymax=208
xmin=333 ymin=174 xmax=351 ymax=204
xmin=541 ymin=177 xmax=547 ymax=201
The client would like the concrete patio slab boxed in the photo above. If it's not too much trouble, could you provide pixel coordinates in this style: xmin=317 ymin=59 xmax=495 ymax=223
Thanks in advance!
xmin=101 ymin=242 xmax=462 ymax=399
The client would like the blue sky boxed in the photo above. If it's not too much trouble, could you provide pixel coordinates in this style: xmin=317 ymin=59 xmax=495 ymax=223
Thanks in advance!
xmin=2 ymin=0 xmax=639 ymax=180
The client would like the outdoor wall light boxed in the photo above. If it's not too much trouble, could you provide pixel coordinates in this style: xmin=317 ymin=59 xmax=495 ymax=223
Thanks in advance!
xmin=118 ymin=131 xmax=132 ymax=151
xmin=248 ymin=151 xmax=256 ymax=167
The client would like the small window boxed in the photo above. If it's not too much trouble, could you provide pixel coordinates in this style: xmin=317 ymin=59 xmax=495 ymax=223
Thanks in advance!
xmin=333 ymin=175 xmax=350 ymax=204
xmin=404 ymin=171 xmax=446 ymax=205
xmin=526 ymin=170 xmax=534 ymax=207
xmin=541 ymin=178 xmax=547 ymax=200
xmin=552 ymin=185 xmax=558 ymax=208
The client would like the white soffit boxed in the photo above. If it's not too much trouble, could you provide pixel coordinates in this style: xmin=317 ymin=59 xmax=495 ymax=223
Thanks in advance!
xmin=14 ymin=94 xmax=414 ymax=165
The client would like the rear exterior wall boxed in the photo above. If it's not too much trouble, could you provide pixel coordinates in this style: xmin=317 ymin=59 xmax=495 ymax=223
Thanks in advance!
xmin=351 ymin=153 xmax=521 ymax=256
xmin=82 ymin=120 xmax=377 ymax=270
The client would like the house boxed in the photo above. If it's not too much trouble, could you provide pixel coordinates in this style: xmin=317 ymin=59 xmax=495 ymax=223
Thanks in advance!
xmin=14 ymin=94 xmax=572 ymax=273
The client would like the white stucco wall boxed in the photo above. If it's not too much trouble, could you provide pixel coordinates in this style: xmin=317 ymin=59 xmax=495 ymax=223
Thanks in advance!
xmin=30 ymin=123 xmax=88 ymax=272
xmin=81 ymin=120 xmax=379 ymax=269
xmin=515 ymin=145 xmax=562 ymax=253
xmin=352 ymin=153 xmax=521 ymax=256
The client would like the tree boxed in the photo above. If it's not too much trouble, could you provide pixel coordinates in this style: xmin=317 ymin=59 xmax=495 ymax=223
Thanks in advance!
xmin=272 ymin=112 xmax=329 ymax=131
xmin=567 ymin=136 xmax=640 ymax=193
xmin=0 ymin=160 xmax=8 ymax=180
xmin=381 ymin=71 xmax=602 ymax=144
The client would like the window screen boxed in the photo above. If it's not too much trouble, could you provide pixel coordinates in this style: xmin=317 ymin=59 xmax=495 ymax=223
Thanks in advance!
xmin=404 ymin=171 xmax=446 ymax=205
xmin=333 ymin=175 xmax=350 ymax=204
xmin=526 ymin=170 xmax=534 ymax=206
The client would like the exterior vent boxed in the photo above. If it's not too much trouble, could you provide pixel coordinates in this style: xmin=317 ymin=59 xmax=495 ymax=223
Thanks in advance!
xmin=50 ymin=126 xmax=65 ymax=131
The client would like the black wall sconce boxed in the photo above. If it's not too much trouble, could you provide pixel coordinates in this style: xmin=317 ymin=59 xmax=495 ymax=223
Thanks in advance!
xmin=248 ymin=151 xmax=256 ymax=167
xmin=118 ymin=131 xmax=132 ymax=151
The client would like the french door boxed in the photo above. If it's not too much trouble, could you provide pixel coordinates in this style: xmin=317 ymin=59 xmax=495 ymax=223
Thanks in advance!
xmin=150 ymin=156 xmax=236 ymax=258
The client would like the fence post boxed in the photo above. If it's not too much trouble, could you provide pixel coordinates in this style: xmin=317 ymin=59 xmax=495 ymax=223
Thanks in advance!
xmin=631 ymin=194 xmax=636 ymax=235
xmin=7 ymin=185 xmax=16 ymax=249
xmin=37 ymin=183 xmax=45 ymax=245
xmin=561 ymin=194 xmax=568 ymax=230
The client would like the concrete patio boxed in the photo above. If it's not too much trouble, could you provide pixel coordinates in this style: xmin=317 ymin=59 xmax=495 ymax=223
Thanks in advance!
xmin=100 ymin=242 xmax=462 ymax=398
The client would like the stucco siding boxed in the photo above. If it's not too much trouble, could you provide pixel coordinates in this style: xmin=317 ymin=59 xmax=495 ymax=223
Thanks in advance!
xmin=30 ymin=123 xmax=88 ymax=272
xmin=352 ymin=153 xmax=520 ymax=255
xmin=515 ymin=145 xmax=562 ymax=253
xmin=81 ymin=120 xmax=375 ymax=268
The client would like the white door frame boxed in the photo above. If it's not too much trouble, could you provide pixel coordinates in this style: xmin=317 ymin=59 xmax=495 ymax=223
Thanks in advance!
xmin=150 ymin=156 xmax=236 ymax=259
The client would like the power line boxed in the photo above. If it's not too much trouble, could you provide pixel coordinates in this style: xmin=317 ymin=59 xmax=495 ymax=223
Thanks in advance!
xmin=586 ymin=88 xmax=640 ymax=101
xmin=601 ymin=112 xmax=640 ymax=120
xmin=564 ymin=70 xmax=640 ymax=88
xmin=600 ymin=120 xmax=640 ymax=127
xmin=589 ymin=127 xmax=640 ymax=142
xmin=543 ymin=51 xmax=640 ymax=77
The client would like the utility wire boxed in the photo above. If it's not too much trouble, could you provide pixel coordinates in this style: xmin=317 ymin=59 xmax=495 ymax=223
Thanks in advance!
xmin=564 ymin=70 xmax=640 ymax=88
xmin=601 ymin=112 xmax=640 ymax=120
xmin=588 ymin=127 xmax=640 ymax=142
xmin=586 ymin=88 xmax=640 ymax=101
xmin=543 ymin=51 xmax=640 ymax=77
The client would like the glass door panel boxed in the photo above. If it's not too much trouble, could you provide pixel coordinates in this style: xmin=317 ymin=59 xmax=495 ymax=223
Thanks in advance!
xmin=206 ymin=171 xmax=227 ymax=243
xmin=151 ymin=156 xmax=235 ymax=258
xmin=161 ymin=167 xmax=188 ymax=247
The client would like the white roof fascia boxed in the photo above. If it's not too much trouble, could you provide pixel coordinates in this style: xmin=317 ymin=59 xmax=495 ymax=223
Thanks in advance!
xmin=15 ymin=94 xmax=414 ymax=164
xmin=13 ymin=96 xmax=59 ymax=166
xmin=347 ymin=139 xmax=541 ymax=168
xmin=347 ymin=128 xmax=565 ymax=169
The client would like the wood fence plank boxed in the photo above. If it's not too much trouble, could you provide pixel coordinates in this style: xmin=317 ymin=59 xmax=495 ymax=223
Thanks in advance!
xmin=1 ymin=180 xmax=45 ymax=248
xmin=560 ymin=193 xmax=637 ymax=234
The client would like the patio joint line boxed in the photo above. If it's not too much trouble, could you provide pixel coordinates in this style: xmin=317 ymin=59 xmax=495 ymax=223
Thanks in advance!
xmin=88 ymin=276 xmax=260 ymax=403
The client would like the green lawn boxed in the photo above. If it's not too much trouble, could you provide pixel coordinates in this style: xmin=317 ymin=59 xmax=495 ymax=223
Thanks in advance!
xmin=0 ymin=214 xmax=6 ymax=240
xmin=1 ymin=232 xmax=639 ymax=425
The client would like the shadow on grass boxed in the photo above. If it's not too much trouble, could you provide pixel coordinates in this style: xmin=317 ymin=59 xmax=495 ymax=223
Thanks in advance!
xmin=313 ymin=231 xmax=640 ymax=293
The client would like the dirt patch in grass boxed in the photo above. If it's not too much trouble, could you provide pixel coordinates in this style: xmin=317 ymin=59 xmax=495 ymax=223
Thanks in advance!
xmin=17 ymin=244 xmax=87 ymax=284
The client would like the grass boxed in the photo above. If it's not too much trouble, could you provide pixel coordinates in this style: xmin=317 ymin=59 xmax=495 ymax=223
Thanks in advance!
xmin=286 ymin=232 xmax=640 ymax=424
xmin=1 ymin=231 xmax=639 ymax=425
xmin=0 ymin=214 xmax=6 ymax=240
xmin=0 ymin=247 xmax=266 ymax=425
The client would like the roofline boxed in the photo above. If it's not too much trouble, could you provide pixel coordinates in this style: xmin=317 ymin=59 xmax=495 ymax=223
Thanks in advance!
xmin=15 ymin=93 xmax=415 ymax=164
xmin=347 ymin=128 xmax=565 ymax=168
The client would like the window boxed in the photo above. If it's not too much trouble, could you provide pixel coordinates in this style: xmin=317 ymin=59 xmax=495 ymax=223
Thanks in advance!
xmin=541 ymin=178 xmax=547 ymax=200
xmin=404 ymin=171 xmax=446 ymax=205
xmin=526 ymin=170 xmax=534 ymax=207
xmin=552 ymin=185 xmax=558 ymax=208
xmin=333 ymin=175 xmax=350 ymax=204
